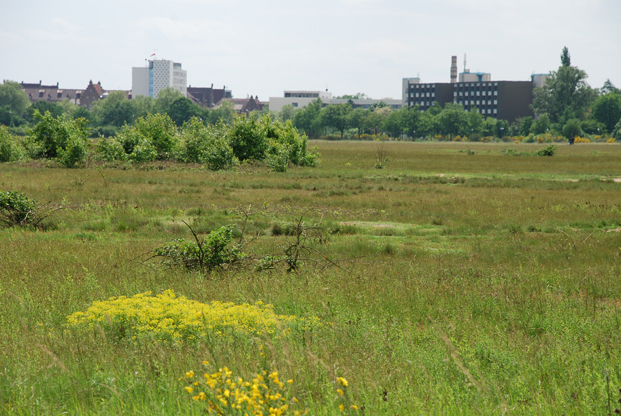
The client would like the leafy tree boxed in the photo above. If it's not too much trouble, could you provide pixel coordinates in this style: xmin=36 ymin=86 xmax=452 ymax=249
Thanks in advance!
xmin=101 ymin=100 xmax=137 ymax=127
xmin=0 ymin=80 xmax=30 ymax=117
xmin=400 ymin=106 xmax=422 ymax=138
xmin=364 ymin=107 xmax=391 ymax=135
xmin=382 ymin=109 xmax=404 ymax=138
xmin=496 ymin=119 xmax=509 ymax=138
xmin=132 ymin=113 xmax=178 ymax=158
xmin=322 ymin=103 xmax=351 ymax=139
xmin=601 ymin=79 xmax=619 ymax=95
xmin=561 ymin=46 xmax=571 ymax=67
xmin=516 ymin=116 xmax=533 ymax=136
xmin=591 ymin=93 xmax=621 ymax=133
xmin=154 ymin=87 xmax=185 ymax=115
xmin=530 ymin=114 xmax=551 ymax=135
xmin=467 ymin=109 xmax=484 ymax=137
xmin=131 ymin=95 xmax=155 ymax=119
xmin=482 ymin=117 xmax=497 ymax=138
xmin=348 ymin=107 xmax=367 ymax=139
xmin=580 ymin=119 xmax=606 ymax=135
xmin=227 ymin=116 xmax=268 ymax=161
xmin=71 ymin=106 xmax=92 ymax=122
xmin=293 ymin=99 xmax=323 ymax=139
xmin=168 ymin=97 xmax=201 ymax=126
xmin=90 ymin=91 xmax=132 ymax=126
xmin=27 ymin=101 xmax=64 ymax=122
xmin=532 ymin=47 xmax=596 ymax=123
xmin=335 ymin=93 xmax=369 ymax=100
xmin=562 ymin=119 xmax=582 ymax=143
xmin=279 ymin=104 xmax=296 ymax=122
xmin=436 ymin=104 xmax=468 ymax=137
xmin=209 ymin=100 xmax=235 ymax=125
xmin=28 ymin=110 xmax=89 ymax=163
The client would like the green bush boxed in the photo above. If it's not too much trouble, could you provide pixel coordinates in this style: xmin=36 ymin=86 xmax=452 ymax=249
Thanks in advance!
xmin=29 ymin=110 xmax=89 ymax=159
xmin=56 ymin=133 xmax=89 ymax=168
xmin=132 ymin=113 xmax=178 ymax=159
xmin=227 ymin=116 xmax=268 ymax=161
xmin=154 ymin=225 xmax=244 ymax=270
xmin=0 ymin=191 xmax=38 ymax=227
xmin=176 ymin=118 xmax=238 ymax=170
xmin=96 ymin=137 xmax=127 ymax=161
xmin=0 ymin=125 xmax=25 ymax=162
xmin=536 ymin=144 xmax=557 ymax=157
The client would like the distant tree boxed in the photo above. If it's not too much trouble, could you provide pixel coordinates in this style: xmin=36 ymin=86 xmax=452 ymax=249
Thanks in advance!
xmin=580 ymin=119 xmax=606 ymax=135
xmin=437 ymin=104 xmax=468 ymax=137
xmin=102 ymin=100 xmax=138 ymax=127
xmin=209 ymin=100 xmax=235 ymax=125
xmin=530 ymin=114 xmax=551 ymax=135
xmin=562 ymin=119 xmax=582 ymax=143
xmin=26 ymin=101 xmax=64 ymax=122
xmin=400 ymin=106 xmax=422 ymax=138
xmin=71 ymin=106 xmax=92 ymax=122
xmin=382 ymin=109 xmax=405 ymax=138
xmin=293 ymin=99 xmax=323 ymax=139
xmin=495 ymin=119 xmax=510 ymax=138
xmin=132 ymin=95 xmax=155 ymax=119
xmin=347 ymin=107 xmax=367 ymax=139
xmin=168 ymin=97 xmax=201 ymax=126
xmin=601 ymin=79 xmax=619 ymax=95
xmin=467 ymin=109 xmax=484 ymax=137
xmin=591 ymin=93 xmax=621 ymax=133
xmin=561 ymin=46 xmax=571 ymax=67
xmin=335 ymin=93 xmax=369 ymax=100
xmin=90 ymin=91 xmax=131 ymax=126
xmin=532 ymin=47 xmax=596 ymax=123
xmin=0 ymin=80 xmax=30 ymax=117
xmin=279 ymin=104 xmax=296 ymax=122
xmin=154 ymin=87 xmax=185 ymax=115
xmin=516 ymin=116 xmax=533 ymax=136
xmin=364 ymin=107 xmax=391 ymax=135
xmin=322 ymin=103 xmax=352 ymax=139
xmin=482 ymin=117 xmax=497 ymax=138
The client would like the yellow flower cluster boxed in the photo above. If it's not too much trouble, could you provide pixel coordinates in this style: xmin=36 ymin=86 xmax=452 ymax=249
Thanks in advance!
xmin=335 ymin=376 xmax=359 ymax=413
xmin=182 ymin=361 xmax=306 ymax=416
xmin=67 ymin=290 xmax=320 ymax=342
xmin=574 ymin=136 xmax=591 ymax=143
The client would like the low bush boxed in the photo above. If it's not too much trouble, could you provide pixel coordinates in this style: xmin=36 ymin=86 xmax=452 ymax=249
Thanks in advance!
xmin=0 ymin=125 xmax=25 ymax=162
xmin=0 ymin=191 xmax=39 ymax=227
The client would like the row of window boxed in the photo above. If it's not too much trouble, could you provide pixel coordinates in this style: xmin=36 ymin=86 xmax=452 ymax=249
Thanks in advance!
xmin=411 ymin=92 xmax=435 ymax=98
xmin=455 ymin=99 xmax=498 ymax=106
xmin=455 ymin=91 xmax=498 ymax=97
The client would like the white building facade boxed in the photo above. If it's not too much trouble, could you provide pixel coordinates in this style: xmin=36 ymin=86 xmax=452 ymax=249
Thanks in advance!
xmin=269 ymin=90 xmax=402 ymax=112
xmin=132 ymin=59 xmax=187 ymax=98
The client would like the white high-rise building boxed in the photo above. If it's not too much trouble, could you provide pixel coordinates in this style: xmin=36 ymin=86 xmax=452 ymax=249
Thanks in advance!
xmin=132 ymin=59 xmax=187 ymax=98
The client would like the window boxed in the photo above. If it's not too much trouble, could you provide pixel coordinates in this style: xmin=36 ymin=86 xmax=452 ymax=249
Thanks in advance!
xmin=292 ymin=103 xmax=298 ymax=107
xmin=494 ymin=91 xmax=498 ymax=96
xmin=415 ymin=93 xmax=419 ymax=97
xmin=459 ymin=92 xmax=463 ymax=96
xmin=476 ymin=100 xmax=480 ymax=105
xmin=494 ymin=100 xmax=497 ymax=105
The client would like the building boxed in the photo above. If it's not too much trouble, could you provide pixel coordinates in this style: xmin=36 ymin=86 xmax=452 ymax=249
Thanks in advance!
xmin=132 ymin=59 xmax=187 ymax=98
xmin=269 ymin=90 xmax=402 ymax=112
xmin=402 ymin=56 xmax=549 ymax=123
xmin=20 ymin=81 xmax=83 ymax=106
xmin=222 ymin=96 xmax=266 ymax=114
xmin=186 ymin=85 xmax=232 ymax=108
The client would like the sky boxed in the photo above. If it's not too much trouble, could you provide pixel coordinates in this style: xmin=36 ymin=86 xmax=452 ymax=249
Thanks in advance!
xmin=1 ymin=0 xmax=620 ymax=101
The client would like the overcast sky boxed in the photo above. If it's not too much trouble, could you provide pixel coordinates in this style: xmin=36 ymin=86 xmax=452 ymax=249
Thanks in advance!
xmin=1 ymin=0 xmax=620 ymax=101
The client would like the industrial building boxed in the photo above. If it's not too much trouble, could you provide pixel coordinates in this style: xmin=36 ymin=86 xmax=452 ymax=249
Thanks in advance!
xmin=402 ymin=56 xmax=549 ymax=123
xmin=269 ymin=90 xmax=402 ymax=112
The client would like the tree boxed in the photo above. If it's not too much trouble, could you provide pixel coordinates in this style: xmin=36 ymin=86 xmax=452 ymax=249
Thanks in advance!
xmin=532 ymin=47 xmax=596 ymax=123
xmin=530 ymin=114 xmax=551 ymax=135
xmin=382 ymin=109 xmax=404 ymax=138
xmin=28 ymin=110 xmax=89 ymax=160
xmin=601 ymin=79 xmax=619 ymax=95
xmin=154 ymin=87 xmax=185 ymax=115
xmin=561 ymin=46 xmax=571 ymax=67
xmin=364 ymin=107 xmax=391 ymax=135
xmin=279 ymin=104 xmax=296 ymax=122
xmin=168 ymin=97 xmax=201 ymax=126
xmin=322 ymin=103 xmax=351 ymax=139
xmin=335 ymin=93 xmax=369 ymax=100
xmin=26 ymin=101 xmax=64 ymax=123
xmin=562 ymin=119 xmax=582 ymax=143
xmin=400 ymin=106 xmax=422 ymax=138
xmin=209 ymin=101 xmax=235 ymax=125
xmin=0 ymin=80 xmax=30 ymax=117
xmin=293 ymin=99 xmax=323 ymax=139
xmin=90 ymin=91 xmax=132 ymax=126
xmin=348 ymin=108 xmax=367 ymax=139
xmin=436 ymin=104 xmax=468 ymax=137
xmin=591 ymin=93 xmax=621 ymax=133
xmin=482 ymin=117 xmax=497 ymax=138
xmin=516 ymin=116 xmax=533 ymax=136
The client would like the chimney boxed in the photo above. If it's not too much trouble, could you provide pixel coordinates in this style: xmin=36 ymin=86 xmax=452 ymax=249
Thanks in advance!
xmin=450 ymin=56 xmax=457 ymax=83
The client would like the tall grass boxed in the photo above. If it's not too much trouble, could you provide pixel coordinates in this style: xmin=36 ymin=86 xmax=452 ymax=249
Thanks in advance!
xmin=1 ymin=141 xmax=621 ymax=414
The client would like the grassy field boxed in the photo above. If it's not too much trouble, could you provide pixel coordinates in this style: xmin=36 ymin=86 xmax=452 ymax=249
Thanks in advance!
xmin=2 ymin=141 xmax=621 ymax=415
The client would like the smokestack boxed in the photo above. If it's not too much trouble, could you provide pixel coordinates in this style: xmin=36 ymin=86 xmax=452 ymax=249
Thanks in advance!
xmin=451 ymin=56 xmax=457 ymax=83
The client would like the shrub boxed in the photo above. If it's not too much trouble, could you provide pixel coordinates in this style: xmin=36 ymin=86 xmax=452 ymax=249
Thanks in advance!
xmin=176 ymin=118 xmax=238 ymax=170
xmin=155 ymin=225 xmax=243 ymax=271
xmin=0 ymin=191 xmax=38 ymax=227
xmin=227 ymin=116 xmax=268 ymax=161
xmin=133 ymin=113 xmax=178 ymax=159
xmin=0 ymin=125 xmax=24 ymax=162
xmin=28 ymin=110 xmax=89 ymax=159
xmin=536 ymin=144 xmax=557 ymax=156
xmin=96 ymin=137 xmax=127 ymax=161
xmin=56 ymin=133 xmax=89 ymax=168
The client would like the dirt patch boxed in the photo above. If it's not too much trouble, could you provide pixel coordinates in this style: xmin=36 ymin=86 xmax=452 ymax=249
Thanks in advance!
xmin=613 ymin=178 xmax=621 ymax=183
xmin=606 ymin=227 xmax=621 ymax=233
xmin=340 ymin=221 xmax=396 ymax=228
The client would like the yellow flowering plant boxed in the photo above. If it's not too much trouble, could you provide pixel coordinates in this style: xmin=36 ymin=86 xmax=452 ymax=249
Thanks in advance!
xmin=182 ymin=361 xmax=306 ymax=416
xmin=67 ymin=290 xmax=321 ymax=342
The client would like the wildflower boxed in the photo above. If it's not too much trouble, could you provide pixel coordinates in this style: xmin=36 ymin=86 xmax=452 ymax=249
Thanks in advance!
xmin=185 ymin=386 xmax=194 ymax=393
xmin=336 ymin=377 xmax=349 ymax=387
xmin=336 ymin=389 xmax=344 ymax=396
xmin=186 ymin=371 xmax=194 ymax=379
xmin=339 ymin=404 xmax=345 ymax=412
xmin=351 ymin=405 xmax=358 ymax=410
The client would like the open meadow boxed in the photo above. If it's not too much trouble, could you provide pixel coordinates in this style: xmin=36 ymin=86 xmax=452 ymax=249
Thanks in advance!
xmin=2 ymin=141 xmax=621 ymax=415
